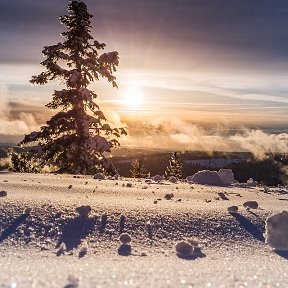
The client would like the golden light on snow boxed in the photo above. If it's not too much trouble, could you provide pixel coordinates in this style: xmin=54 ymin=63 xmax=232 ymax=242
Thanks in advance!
xmin=122 ymin=86 xmax=144 ymax=109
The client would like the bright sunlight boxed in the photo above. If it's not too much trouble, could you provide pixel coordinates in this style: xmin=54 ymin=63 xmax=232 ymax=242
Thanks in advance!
xmin=122 ymin=86 xmax=144 ymax=109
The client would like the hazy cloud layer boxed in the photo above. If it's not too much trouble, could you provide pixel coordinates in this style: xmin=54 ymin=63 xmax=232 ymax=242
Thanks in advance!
xmin=122 ymin=117 xmax=288 ymax=158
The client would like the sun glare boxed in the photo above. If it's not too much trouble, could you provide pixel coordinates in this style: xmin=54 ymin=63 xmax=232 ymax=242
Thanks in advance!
xmin=122 ymin=86 xmax=144 ymax=109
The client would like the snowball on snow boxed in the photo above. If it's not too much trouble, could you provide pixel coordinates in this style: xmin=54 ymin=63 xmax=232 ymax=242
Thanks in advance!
xmin=175 ymin=241 xmax=194 ymax=257
xmin=265 ymin=210 xmax=288 ymax=251
xmin=190 ymin=170 xmax=224 ymax=186
xmin=218 ymin=169 xmax=235 ymax=186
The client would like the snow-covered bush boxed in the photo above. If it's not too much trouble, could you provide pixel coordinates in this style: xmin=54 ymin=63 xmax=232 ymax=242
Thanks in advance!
xmin=14 ymin=0 xmax=126 ymax=175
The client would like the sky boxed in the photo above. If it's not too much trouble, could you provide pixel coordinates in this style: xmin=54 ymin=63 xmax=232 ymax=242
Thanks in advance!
xmin=0 ymin=0 xmax=288 ymax=153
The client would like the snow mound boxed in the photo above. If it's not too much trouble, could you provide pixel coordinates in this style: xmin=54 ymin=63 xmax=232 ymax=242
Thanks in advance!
xmin=218 ymin=169 xmax=235 ymax=186
xmin=190 ymin=170 xmax=224 ymax=186
xmin=153 ymin=175 xmax=163 ymax=182
xmin=265 ymin=210 xmax=288 ymax=251
xmin=93 ymin=173 xmax=105 ymax=180
xmin=168 ymin=176 xmax=178 ymax=183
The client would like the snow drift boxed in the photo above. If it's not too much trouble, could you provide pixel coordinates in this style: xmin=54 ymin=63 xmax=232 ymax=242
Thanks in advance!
xmin=265 ymin=211 xmax=288 ymax=251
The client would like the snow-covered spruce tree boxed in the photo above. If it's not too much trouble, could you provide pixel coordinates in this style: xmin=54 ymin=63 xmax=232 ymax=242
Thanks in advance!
xmin=130 ymin=158 xmax=149 ymax=178
xmin=15 ymin=0 xmax=126 ymax=175
xmin=164 ymin=152 xmax=183 ymax=179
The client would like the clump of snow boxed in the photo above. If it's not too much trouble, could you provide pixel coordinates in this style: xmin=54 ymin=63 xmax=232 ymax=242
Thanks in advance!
xmin=164 ymin=193 xmax=174 ymax=200
xmin=93 ymin=173 xmax=105 ymax=180
xmin=140 ymin=251 xmax=148 ymax=257
xmin=153 ymin=175 xmax=163 ymax=182
xmin=190 ymin=170 xmax=224 ymax=186
xmin=0 ymin=190 xmax=7 ymax=197
xmin=168 ymin=176 xmax=178 ymax=183
xmin=227 ymin=206 xmax=238 ymax=213
xmin=265 ymin=211 xmax=288 ymax=251
xmin=187 ymin=238 xmax=199 ymax=247
xmin=218 ymin=169 xmax=235 ymax=186
xmin=56 ymin=242 xmax=66 ymax=256
xmin=66 ymin=275 xmax=79 ymax=288
xmin=76 ymin=205 xmax=91 ymax=218
xmin=246 ymin=178 xmax=258 ymax=187
xmin=218 ymin=192 xmax=229 ymax=200
xmin=78 ymin=240 xmax=88 ymax=258
xmin=243 ymin=201 xmax=258 ymax=209
xmin=233 ymin=178 xmax=258 ymax=188
xmin=119 ymin=233 xmax=132 ymax=244
xmin=175 ymin=240 xmax=194 ymax=257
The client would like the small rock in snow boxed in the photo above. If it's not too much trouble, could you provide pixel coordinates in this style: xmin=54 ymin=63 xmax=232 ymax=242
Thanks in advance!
xmin=126 ymin=183 xmax=132 ymax=188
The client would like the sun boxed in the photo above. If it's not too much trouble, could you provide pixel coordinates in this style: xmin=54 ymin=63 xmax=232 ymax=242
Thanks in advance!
xmin=122 ymin=86 xmax=144 ymax=109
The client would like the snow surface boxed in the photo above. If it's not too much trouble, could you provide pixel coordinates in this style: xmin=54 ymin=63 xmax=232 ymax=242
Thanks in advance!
xmin=0 ymin=173 xmax=288 ymax=287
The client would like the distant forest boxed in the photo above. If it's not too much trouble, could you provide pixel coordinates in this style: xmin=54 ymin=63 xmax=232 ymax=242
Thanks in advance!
xmin=0 ymin=145 xmax=287 ymax=186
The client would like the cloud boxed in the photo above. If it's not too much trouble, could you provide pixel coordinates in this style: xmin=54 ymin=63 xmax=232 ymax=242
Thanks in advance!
xmin=121 ymin=116 xmax=288 ymax=158
xmin=0 ymin=84 xmax=44 ymax=137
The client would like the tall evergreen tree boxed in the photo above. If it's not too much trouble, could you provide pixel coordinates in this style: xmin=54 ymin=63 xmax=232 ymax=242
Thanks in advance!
xmin=14 ymin=0 xmax=126 ymax=174
xmin=164 ymin=152 xmax=183 ymax=179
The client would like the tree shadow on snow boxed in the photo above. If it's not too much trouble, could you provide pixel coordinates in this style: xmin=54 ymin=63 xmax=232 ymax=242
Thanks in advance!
xmin=0 ymin=213 xmax=29 ymax=243
xmin=59 ymin=215 xmax=96 ymax=251
xmin=230 ymin=212 xmax=265 ymax=242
